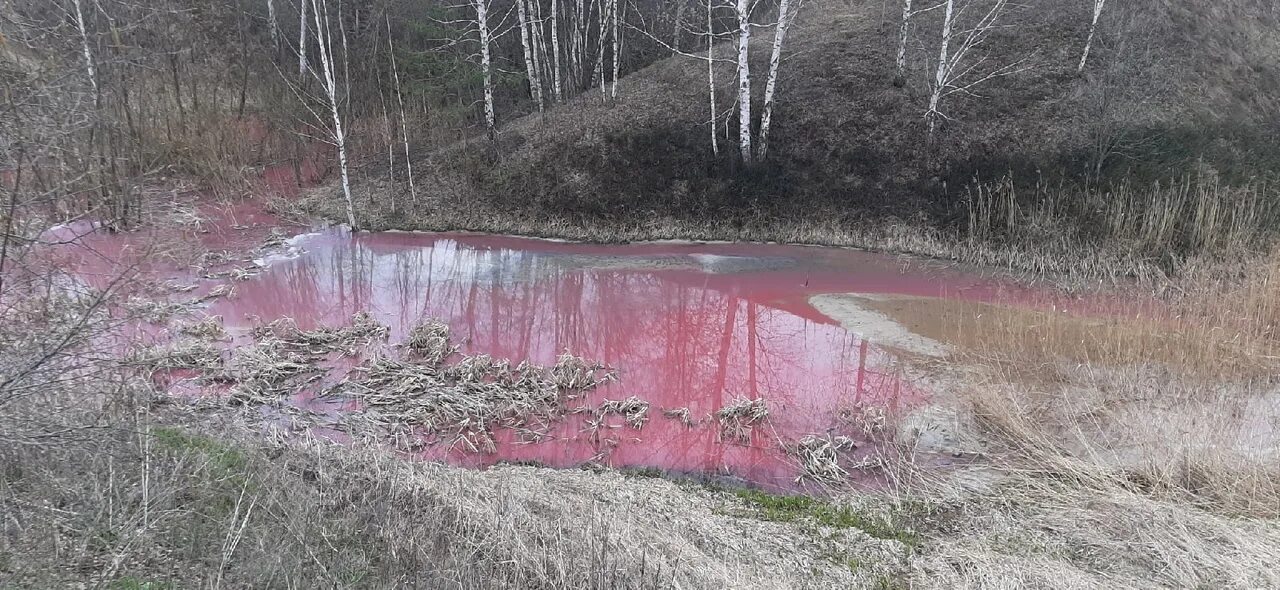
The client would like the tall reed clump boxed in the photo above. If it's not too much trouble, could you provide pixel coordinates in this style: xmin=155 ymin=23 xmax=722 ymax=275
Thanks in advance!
xmin=965 ymin=174 xmax=1279 ymax=277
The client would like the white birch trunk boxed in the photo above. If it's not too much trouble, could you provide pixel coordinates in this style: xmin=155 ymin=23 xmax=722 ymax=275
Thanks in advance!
xmin=387 ymin=15 xmax=416 ymax=202
xmin=707 ymin=0 xmax=718 ymax=156
xmin=267 ymin=0 xmax=280 ymax=49
xmin=735 ymin=0 xmax=752 ymax=164
xmin=895 ymin=0 xmax=912 ymax=85
xmin=596 ymin=0 xmax=608 ymax=99
xmin=517 ymin=0 xmax=545 ymax=110
xmin=474 ymin=0 xmax=497 ymax=136
xmin=532 ymin=0 xmax=551 ymax=94
xmin=72 ymin=0 xmax=98 ymax=99
xmin=927 ymin=0 xmax=954 ymax=136
xmin=338 ymin=0 xmax=351 ymax=106
xmin=757 ymin=0 xmax=797 ymax=161
xmin=1077 ymin=0 xmax=1105 ymax=73
xmin=551 ymin=0 xmax=564 ymax=101
xmin=610 ymin=0 xmax=621 ymax=99
xmin=310 ymin=0 xmax=356 ymax=229
xmin=298 ymin=0 xmax=309 ymax=76
xmin=575 ymin=0 xmax=587 ymax=88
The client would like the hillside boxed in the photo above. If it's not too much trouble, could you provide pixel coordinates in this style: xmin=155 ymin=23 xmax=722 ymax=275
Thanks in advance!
xmin=339 ymin=0 xmax=1280 ymax=261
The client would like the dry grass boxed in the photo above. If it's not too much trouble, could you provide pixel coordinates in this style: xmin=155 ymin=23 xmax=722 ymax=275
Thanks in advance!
xmin=793 ymin=434 xmax=858 ymax=485
xmin=406 ymin=319 xmax=457 ymax=364
xmin=178 ymin=315 xmax=227 ymax=340
xmin=598 ymin=396 xmax=652 ymax=429
xmin=128 ymin=339 xmax=223 ymax=372
xmin=715 ymin=397 xmax=770 ymax=444
xmin=882 ymin=247 xmax=1280 ymax=587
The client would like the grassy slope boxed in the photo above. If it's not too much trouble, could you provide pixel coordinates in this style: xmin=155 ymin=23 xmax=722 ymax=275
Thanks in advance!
xmin=387 ymin=0 xmax=1280 ymax=230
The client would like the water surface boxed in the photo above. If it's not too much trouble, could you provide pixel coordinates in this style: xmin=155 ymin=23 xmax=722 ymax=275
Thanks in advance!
xmin=203 ymin=230 xmax=1008 ymax=489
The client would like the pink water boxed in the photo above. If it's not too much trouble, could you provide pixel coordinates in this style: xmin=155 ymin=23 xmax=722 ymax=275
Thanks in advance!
xmin=193 ymin=229 xmax=1032 ymax=490
xmin=31 ymin=188 xmax=1053 ymax=491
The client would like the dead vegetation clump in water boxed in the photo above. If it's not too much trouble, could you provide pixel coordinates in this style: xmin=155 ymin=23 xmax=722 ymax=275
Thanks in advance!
xmin=793 ymin=434 xmax=857 ymax=485
xmin=552 ymin=352 xmax=618 ymax=391
xmin=597 ymin=396 xmax=651 ymax=429
xmin=124 ymin=296 xmax=191 ymax=323
xmin=840 ymin=404 xmax=889 ymax=439
xmin=317 ymin=322 xmax=619 ymax=449
xmin=250 ymin=311 xmax=388 ymax=356
xmin=715 ymin=397 xmax=769 ymax=443
xmin=340 ymin=351 xmax=617 ymax=449
xmin=406 ymin=319 xmax=456 ymax=364
xmin=662 ymin=406 xmax=697 ymax=427
xmin=129 ymin=339 xmax=223 ymax=371
xmin=229 ymin=338 xmax=321 ymax=403
xmin=178 ymin=315 xmax=226 ymax=340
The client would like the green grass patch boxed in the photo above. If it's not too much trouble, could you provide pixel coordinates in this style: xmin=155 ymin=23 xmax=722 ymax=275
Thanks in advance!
xmin=151 ymin=426 xmax=248 ymax=475
xmin=733 ymin=489 xmax=921 ymax=548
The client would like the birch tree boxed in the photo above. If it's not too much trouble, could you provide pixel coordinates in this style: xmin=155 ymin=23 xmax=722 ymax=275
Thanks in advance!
xmin=895 ymin=0 xmax=912 ymax=86
xmin=386 ymin=15 xmax=415 ymax=202
xmin=267 ymin=0 xmax=280 ymax=50
xmin=926 ymin=0 xmax=954 ymax=135
xmin=473 ymin=0 xmax=497 ymax=136
xmin=596 ymin=0 xmax=609 ymax=99
xmin=706 ymin=0 xmax=718 ymax=155
xmin=1078 ymin=0 xmax=1106 ymax=73
xmin=298 ymin=0 xmax=309 ymax=75
xmin=734 ymin=0 xmax=752 ymax=163
xmin=517 ymin=0 xmax=546 ymax=110
xmin=71 ymin=0 xmax=98 ymax=100
xmin=307 ymin=0 xmax=357 ymax=228
xmin=924 ymin=0 xmax=1023 ymax=137
xmin=673 ymin=0 xmax=687 ymax=52
xmin=611 ymin=0 xmax=622 ymax=99
xmin=757 ymin=0 xmax=799 ymax=160
xmin=551 ymin=0 xmax=564 ymax=101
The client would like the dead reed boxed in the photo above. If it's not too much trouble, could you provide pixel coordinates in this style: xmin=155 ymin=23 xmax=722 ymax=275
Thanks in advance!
xmin=715 ymin=397 xmax=769 ymax=444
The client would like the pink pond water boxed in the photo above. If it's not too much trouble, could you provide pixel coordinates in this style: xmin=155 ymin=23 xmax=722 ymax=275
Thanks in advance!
xmin=35 ymin=193 xmax=1047 ymax=491
xmin=199 ymin=229 xmax=1034 ymax=490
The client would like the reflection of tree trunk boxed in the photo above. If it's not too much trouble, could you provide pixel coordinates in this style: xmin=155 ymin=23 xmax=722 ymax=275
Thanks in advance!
xmin=712 ymin=296 xmax=739 ymax=396
xmin=517 ymin=280 xmax=535 ymax=353
xmin=465 ymin=281 xmax=479 ymax=343
xmin=746 ymin=302 xmax=758 ymax=398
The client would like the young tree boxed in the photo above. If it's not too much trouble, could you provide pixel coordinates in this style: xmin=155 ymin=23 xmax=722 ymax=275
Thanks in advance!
xmin=307 ymin=0 xmax=357 ymax=228
xmin=924 ymin=0 xmax=1024 ymax=137
xmin=757 ymin=0 xmax=800 ymax=160
xmin=386 ymin=15 xmax=416 ymax=203
xmin=1078 ymin=0 xmax=1106 ymax=73
xmin=71 ymin=0 xmax=98 ymax=100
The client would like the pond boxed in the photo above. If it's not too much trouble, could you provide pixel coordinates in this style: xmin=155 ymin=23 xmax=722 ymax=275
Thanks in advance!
xmin=204 ymin=229 xmax=1013 ymax=490
xmin=41 ymin=199 xmax=1032 ymax=491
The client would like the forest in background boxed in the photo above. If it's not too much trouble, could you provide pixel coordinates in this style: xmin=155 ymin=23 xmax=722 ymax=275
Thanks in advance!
xmin=4 ymin=0 xmax=1280 ymax=278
